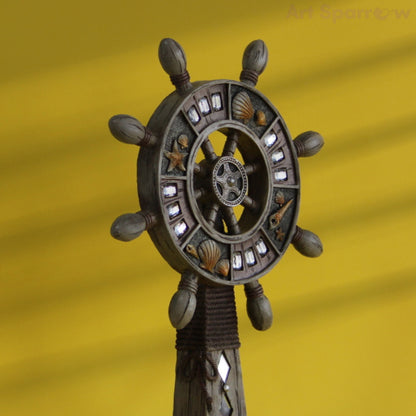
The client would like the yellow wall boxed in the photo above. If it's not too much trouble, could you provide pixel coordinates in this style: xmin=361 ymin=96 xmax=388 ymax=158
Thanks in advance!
xmin=1 ymin=0 xmax=415 ymax=414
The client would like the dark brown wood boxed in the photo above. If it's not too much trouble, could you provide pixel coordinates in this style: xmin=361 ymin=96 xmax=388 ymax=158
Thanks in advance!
xmin=137 ymin=79 xmax=303 ymax=285
xmin=159 ymin=38 xmax=192 ymax=95
xmin=169 ymin=272 xmax=199 ymax=329
xmin=108 ymin=114 xmax=158 ymax=147
xmin=174 ymin=284 xmax=245 ymax=416
xmin=293 ymin=131 xmax=324 ymax=157
xmin=108 ymin=37 xmax=324 ymax=415
xmin=174 ymin=348 xmax=246 ymax=416
xmin=244 ymin=280 xmax=273 ymax=331
xmin=240 ymin=40 xmax=268 ymax=87
xmin=110 ymin=211 xmax=156 ymax=241
xmin=291 ymin=226 xmax=323 ymax=257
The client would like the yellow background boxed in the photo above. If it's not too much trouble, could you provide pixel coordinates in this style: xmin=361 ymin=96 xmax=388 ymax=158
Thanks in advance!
xmin=1 ymin=0 xmax=415 ymax=414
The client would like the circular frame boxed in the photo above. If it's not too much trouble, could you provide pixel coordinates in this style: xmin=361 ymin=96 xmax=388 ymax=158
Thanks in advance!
xmin=138 ymin=80 xmax=300 ymax=285
xmin=186 ymin=120 xmax=272 ymax=246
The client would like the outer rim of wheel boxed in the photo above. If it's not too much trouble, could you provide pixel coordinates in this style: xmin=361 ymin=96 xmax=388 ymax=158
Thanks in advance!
xmin=141 ymin=80 xmax=300 ymax=285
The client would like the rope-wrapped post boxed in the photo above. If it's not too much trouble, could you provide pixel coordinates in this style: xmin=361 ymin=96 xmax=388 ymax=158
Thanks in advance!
xmin=174 ymin=284 xmax=246 ymax=416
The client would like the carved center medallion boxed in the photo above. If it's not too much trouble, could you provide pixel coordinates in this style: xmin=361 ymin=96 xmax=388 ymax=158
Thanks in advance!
xmin=211 ymin=157 xmax=248 ymax=207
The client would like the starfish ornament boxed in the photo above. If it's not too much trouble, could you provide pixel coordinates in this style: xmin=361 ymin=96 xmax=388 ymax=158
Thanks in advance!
xmin=276 ymin=227 xmax=285 ymax=241
xmin=165 ymin=140 xmax=188 ymax=172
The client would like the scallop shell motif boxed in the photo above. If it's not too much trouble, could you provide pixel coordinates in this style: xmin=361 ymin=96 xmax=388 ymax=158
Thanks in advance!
xmin=178 ymin=134 xmax=189 ymax=148
xmin=198 ymin=240 xmax=221 ymax=273
xmin=215 ymin=259 xmax=230 ymax=277
xmin=232 ymin=91 xmax=254 ymax=123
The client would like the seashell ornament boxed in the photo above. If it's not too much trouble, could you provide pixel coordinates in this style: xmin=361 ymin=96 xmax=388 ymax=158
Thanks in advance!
xmin=215 ymin=259 xmax=230 ymax=277
xmin=275 ymin=191 xmax=285 ymax=205
xmin=186 ymin=244 xmax=199 ymax=259
xmin=198 ymin=240 xmax=221 ymax=273
xmin=178 ymin=134 xmax=189 ymax=148
xmin=232 ymin=91 xmax=254 ymax=123
xmin=256 ymin=110 xmax=267 ymax=126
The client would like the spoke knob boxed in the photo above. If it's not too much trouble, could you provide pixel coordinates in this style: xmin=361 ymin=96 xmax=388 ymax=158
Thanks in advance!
xmin=109 ymin=114 xmax=158 ymax=147
xmin=240 ymin=40 xmax=268 ymax=86
xmin=110 ymin=211 xmax=157 ymax=242
xmin=291 ymin=226 xmax=323 ymax=257
xmin=244 ymin=281 xmax=273 ymax=331
xmin=158 ymin=38 xmax=192 ymax=94
xmin=293 ymin=131 xmax=324 ymax=157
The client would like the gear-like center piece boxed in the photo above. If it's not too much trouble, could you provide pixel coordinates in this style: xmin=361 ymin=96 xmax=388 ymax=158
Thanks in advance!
xmin=211 ymin=156 xmax=248 ymax=207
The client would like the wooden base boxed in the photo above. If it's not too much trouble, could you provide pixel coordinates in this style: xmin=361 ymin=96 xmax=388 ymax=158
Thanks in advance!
xmin=173 ymin=349 xmax=246 ymax=416
xmin=173 ymin=284 xmax=246 ymax=415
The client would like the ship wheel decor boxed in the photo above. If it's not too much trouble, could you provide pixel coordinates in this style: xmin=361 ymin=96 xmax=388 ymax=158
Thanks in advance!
xmin=109 ymin=38 xmax=324 ymax=416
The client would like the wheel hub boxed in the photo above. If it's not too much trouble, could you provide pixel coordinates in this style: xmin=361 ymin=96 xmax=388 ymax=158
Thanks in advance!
xmin=211 ymin=156 xmax=248 ymax=207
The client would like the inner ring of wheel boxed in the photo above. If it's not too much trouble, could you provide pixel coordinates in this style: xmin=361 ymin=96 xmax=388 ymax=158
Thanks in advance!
xmin=211 ymin=157 xmax=248 ymax=207
xmin=187 ymin=120 xmax=272 ymax=244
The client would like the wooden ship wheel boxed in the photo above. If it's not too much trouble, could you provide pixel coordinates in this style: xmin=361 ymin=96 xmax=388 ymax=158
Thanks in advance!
xmin=109 ymin=38 xmax=324 ymax=416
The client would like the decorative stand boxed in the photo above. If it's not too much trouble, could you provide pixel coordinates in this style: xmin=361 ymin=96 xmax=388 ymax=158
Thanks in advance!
xmin=109 ymin=38 xmax=324 ymax=416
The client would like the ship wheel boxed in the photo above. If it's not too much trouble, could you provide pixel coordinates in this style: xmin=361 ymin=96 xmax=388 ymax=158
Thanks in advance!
xmin=109 ymin=38 xmax=324 ymax=330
